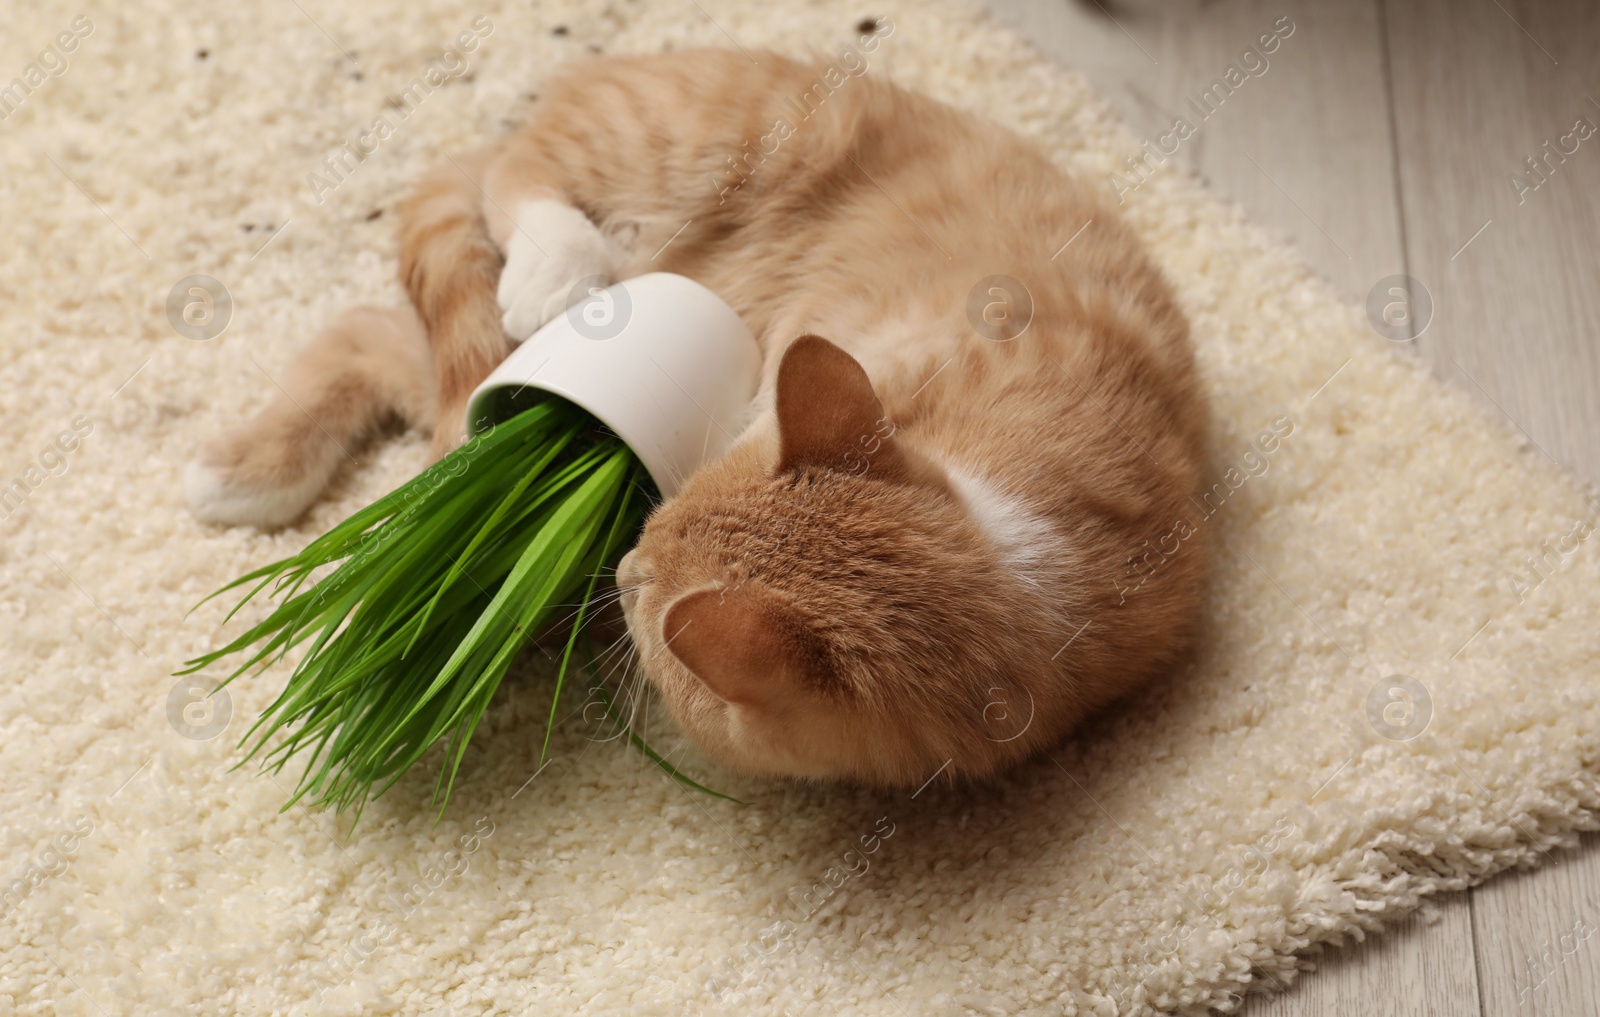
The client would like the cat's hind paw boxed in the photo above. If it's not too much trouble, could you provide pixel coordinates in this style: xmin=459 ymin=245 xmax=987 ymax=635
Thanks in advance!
xmin=496 ymin=199 xmax=617 ymax=343
xmin=183 ymin=444 xmax=333 ymax=530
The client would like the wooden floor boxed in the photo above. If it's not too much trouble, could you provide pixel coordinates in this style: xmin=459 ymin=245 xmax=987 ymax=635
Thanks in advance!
xmin=978 ymin=0 xmax=1600 ymax=1013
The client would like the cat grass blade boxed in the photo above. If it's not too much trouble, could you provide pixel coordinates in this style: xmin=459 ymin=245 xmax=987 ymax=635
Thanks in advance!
xmin=586 ymin=685 xmax=744 ymax=804
xmin=542 ymin=470 xmax=638 ymax=765
xmin=184 ymin=398 xmax=728 ymax=819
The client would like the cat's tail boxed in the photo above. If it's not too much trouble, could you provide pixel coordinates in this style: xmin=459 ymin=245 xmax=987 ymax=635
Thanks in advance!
xmin=184 ymin=305 xmax=436 ymax=529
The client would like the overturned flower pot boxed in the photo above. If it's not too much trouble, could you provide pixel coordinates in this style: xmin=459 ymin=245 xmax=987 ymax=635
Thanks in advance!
xmin=182 ymin=273 xmax=760 ymax=817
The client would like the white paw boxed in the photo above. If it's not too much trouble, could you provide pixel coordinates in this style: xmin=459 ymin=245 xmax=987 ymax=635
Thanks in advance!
xmin=184 ymin=458 xmax=327 ymax=530
xmin=496 ymin=199 xmax=617 ymax=343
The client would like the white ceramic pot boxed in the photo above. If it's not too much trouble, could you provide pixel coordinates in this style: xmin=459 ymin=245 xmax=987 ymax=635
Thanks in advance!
xmin=466 ymin=273 xmax=761 ymax=498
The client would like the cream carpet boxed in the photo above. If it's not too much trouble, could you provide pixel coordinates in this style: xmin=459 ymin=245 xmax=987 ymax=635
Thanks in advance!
xmin=2 ymin=0 xmax=1598 ymax=1014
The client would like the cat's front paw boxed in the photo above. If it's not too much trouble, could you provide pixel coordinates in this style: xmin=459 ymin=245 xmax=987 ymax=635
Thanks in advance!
xmin=496 ymin=199 xmax=616 ymax=343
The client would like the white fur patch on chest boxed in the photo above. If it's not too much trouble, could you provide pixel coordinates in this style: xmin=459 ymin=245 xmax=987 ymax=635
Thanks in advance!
xmin=946 ymin=466 xmax=1061 ymax=588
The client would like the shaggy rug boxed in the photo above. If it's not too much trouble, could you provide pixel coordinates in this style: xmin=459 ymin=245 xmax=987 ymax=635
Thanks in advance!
xmin=2 ymin=0 xmax=1597 ymax=1014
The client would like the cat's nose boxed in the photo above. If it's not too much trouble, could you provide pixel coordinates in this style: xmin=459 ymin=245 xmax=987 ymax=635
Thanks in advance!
xmin=617 ymin=549 xmax=644 ymax=587
xmin=616 ymin=549 xmax=651 ymax=615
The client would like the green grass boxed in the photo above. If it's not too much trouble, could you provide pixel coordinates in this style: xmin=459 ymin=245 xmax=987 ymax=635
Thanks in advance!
xmin=180 ymin=398 xmax=729 ymax=822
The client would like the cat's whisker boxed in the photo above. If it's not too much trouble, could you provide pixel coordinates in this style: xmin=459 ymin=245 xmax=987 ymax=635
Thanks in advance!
xmin=590 ymin=631 xmax=638 ymax=673
xmin=607 ymin=647 xmax=641 ymax=700
xmin=546 ymin=578 xmax=636 ymax=635
xmin=651 ymin=455 xmax=691 ymax=497
xmin=584 ymin=585 xmax=632 ymax=606
xmin=610 ymin=649 xmax=645 ymax=727
xmin=588 ymin=626 xmax=629 ymax=659
xmin=622 ymin=481 xmax=663 ymax=514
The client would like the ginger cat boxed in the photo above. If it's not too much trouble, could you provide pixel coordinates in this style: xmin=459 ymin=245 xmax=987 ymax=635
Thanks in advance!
xmin=188 ymin=44 xmax=1209 ymax=789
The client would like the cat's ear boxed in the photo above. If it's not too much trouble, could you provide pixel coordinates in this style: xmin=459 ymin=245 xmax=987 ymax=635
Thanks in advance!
xmin=774 ymin=335 xmax=938 ymax=486
xmin=662 ymin=582 xmax=822 ymax=709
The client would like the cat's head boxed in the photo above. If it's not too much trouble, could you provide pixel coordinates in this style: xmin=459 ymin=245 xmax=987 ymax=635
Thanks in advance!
xmin=617 ymin=336 xmax=1046 ymax=788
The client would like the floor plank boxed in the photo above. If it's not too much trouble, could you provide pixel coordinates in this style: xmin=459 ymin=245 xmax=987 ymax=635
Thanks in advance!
xmin=979 ymin=0 xmax=1405 ymax=300
xmin=1470 ymin=834 xmax=1600 ymax=1017
xmin=1241 ymin=895 xmax=1480 ymax=1017
xmin=1384 ymin=0 xmax=1600 ymax=482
